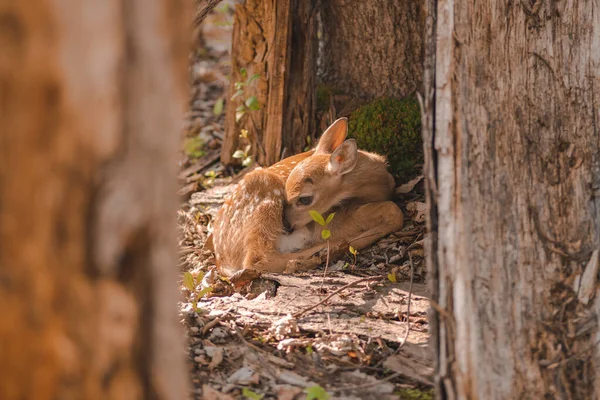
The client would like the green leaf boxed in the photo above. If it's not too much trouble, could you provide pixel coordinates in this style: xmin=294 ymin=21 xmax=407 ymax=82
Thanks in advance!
xmin=239 ymin=67 xmax=247 ymax=79
xmin=246 ymin=73 xmax=261 ymax=85
xmin=244 ymin=144 xmax=252 ymax=154
xmin=183 ymin=272 xmax=195 ymax=291
xmin=306 ymin=345 xmax=313 ymax=355
xmin=309 ymin=210 xmax=325 ymax=226
xmin=387 ymin=272 xmax=397 ymax=283
xmin=213 ymin=97 xmax=224 ymax=116
xmin=239 ymin=128 xmax=249 ymax=138
xmin=234 ymin=81 xmax=245 ymax=90
xmin=242 ymin=388 xmax=264 ymax=400
xmin=232 ymin=150 xmax=245 ymax=159
xmin=245 ymin=96 xmax=261 ymax=111
xmin=231 ymin=89 xmax=244 ymax=100
xmin=325 ymin=213 xmax=335 ymax=225
xmin=236 ymin=104 xmax=246 ymax=112
xmin=197 ymin=286 xmax=214 ymax=298
xmin=235 ymin=109 xmax=246 ymax=122
xmin=349 ymin=245 xmax=357 ymax=256
xmin=305 ymin=385 xmax=330 ymax=400
xmin=321 ymin=230 xmax=331 ymax=240
xmin=242 ymin=157 xmax=253 ymax=167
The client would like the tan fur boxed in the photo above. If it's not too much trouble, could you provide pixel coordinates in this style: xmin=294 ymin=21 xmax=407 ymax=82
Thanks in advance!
xmin=213 ymin=118 xmax=403 ymax=276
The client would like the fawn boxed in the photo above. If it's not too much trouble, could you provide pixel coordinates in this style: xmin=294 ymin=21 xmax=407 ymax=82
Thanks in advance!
xmin=213 ymin=118 xmax=404 ymax=276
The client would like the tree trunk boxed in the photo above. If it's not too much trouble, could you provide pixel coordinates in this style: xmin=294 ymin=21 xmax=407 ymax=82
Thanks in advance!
xmin=0 ymin=1 xmax=191 ymax=399
xmin=320 ymin=0 xmax=424 ymax=102
xmin=221 ymin=0 xmax=318 ymax=166
xmin=425 ymin=0 xmax=600 ymax=398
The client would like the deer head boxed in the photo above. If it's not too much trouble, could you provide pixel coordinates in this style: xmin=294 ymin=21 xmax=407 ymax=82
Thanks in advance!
xmin=284 ymin=117 xmax=395 ymax=230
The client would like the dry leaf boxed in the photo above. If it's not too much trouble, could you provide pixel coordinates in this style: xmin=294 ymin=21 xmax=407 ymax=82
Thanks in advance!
xmin=227 ymin=366 xmax=258 ymax=385
xmin=578 ymin=249 xmax=599 ymax=305
xmin=396 ymin=175 xmax=424 ymax=194
xmin=406 ymin=201 xmax=427 ymax=223
xmin=208 ymin=346 xmax=224 ymax=371
xmin=274 ymin=385 xmax=303 ymax=400
xmin=202 ymin=385 xmax=235 ymax=400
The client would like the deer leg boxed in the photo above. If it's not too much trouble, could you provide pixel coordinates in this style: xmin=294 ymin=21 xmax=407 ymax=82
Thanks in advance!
xmin=327 ymin=201 xmax=404 ymax=252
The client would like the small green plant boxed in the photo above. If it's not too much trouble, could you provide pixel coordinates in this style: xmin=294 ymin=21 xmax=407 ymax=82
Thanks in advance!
xmin=213 ymin=97 xmax=224 ymax=117
xmin=305 ymin=344 xmax=314 ymax=355
xmin=349 ymin=245 xmax=358 ymax=267
xmin=303 ymin=135 xmax=312 ymax=152
xmin=309 ymin=210 xmax=335 ymax=240
xmin=202 ymin=170 xmax=219 ymax=188
xmin=231 ymin=69 xmax=262 ymax=167
xmin=183 ymin=271 xmax=213 ymax=312
xmin=232 ymin=144 xmax=253 ymax=167
xmin=305 ymin=385 xmax=330 ymax=400
xmin=395 ymin=388 xmax=434 ymax=400
xmin=309 ymin=210 xmax=335 ymax=283
xmin=242 ymin=388 xmax=264 ymax=400
xmin=388 ymin=271 xmax=397 ymax=283
xmin=183 ymin=136 xmax=205 ymax=159
xmin=232 ymin=68 xmax=261 ymax=122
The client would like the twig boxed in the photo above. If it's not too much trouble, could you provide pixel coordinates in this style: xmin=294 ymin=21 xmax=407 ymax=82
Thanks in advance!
xmin=399 ymin=252 xmax=414 ymax=348
xmin=332 ymin=372 xmax=401 ymax=392
xmin=293 ymin=275 xmax=384 ymax=319
xmin=319 ymin=240 xmax=331 ymax=291
xmin=201 ymin=307 xmax=233 ymax=335
xmin=374 ymin=253 xmax=415 ymax=369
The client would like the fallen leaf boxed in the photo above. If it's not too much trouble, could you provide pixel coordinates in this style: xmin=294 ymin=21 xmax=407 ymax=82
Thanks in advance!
xmin=578 ymin=249 xmax=599 ymax=305
xmin=396 ymin=175 xmax=424 ymax=194
xmin=406 ymin=201 xmax=427 ymax=223
xmin=227 ymin=367 xmax=258 ymax=385
xmin=305 ymin=385 xmax=330 ymax=400
xmin=274 ymin=385 xmax=303 ymax=400
xmin=202 ymin=385 xmax=235 ymax=400
xmin=208 ymin=347 xmax=224 ymax=371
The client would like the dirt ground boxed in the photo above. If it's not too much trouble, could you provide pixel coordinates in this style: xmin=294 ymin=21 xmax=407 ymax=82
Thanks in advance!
xmin=177 ymin=6 xmax=433 ymax=399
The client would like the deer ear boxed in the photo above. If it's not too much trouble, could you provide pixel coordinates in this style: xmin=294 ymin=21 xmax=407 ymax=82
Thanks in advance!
xmin=328 ymin=139 xmax=358 ymax=175
xmin=315 ymin=118 xmax=348 ymax=154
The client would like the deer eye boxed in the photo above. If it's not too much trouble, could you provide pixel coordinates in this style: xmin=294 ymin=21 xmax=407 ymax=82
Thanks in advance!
xmin=297 ymin=196 xmax=313 ymax=206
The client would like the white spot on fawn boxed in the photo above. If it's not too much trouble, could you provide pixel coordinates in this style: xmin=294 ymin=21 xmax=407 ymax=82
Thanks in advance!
xmin=273 ymin=189 xmax=281 ymax=196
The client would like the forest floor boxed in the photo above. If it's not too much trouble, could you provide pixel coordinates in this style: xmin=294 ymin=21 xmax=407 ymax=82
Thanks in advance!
xmin=177 ymin=6 xmax=433 ymax=399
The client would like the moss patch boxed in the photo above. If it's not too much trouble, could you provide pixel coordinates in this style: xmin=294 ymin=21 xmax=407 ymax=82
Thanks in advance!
xmin=348 ymin=97 xmax=422 ymax=182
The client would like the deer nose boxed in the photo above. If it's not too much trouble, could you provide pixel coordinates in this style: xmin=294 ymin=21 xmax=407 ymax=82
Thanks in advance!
xmin=283 ymin=218 xmax=293 ymax=234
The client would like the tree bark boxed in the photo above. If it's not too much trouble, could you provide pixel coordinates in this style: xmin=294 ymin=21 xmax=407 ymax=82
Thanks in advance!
xmin=425 ymin=0 xmax=600 ymax=398
xmin=221 ymin=0 xmax=318 ymax=166
xmin=0 ymin=1 xmax=191 ymax=399
xmin=320 ymin=0 xmax=424 ymax=101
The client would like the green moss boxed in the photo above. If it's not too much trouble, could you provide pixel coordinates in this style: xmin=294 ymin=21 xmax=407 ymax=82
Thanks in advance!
xmin=396 ymin=388 xmax=434 ymax=400
xmin=348 ymin=97 xmax=422 ymax=182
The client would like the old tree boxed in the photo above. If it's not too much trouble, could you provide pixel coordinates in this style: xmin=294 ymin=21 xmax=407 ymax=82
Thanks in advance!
xmin=424 ymin=0 xmax=600 ymax=398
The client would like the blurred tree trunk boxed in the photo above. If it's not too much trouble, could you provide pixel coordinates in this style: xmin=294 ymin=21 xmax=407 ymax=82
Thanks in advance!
xmin=221 ymin=0 xmax=318 ymax=166
xmin=0 ymin=1 xmax=191 ymax=399
xmin=424 ymin=0 xmax=600 ymax=398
